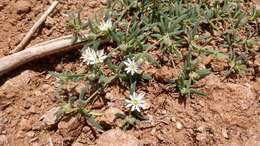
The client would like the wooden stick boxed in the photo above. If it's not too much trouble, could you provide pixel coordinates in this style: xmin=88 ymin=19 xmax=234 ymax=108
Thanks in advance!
xmin=0 ymin=34 xmax=85 ymax=77
xmin=11 ymin=1 xmax=59 ymax=53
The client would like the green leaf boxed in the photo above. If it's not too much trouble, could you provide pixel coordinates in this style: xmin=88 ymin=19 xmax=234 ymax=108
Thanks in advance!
xmin=195 ymin=69 xmax=211 ymax=80
xmin=142 ymin=74 xmax=152 ymax=81
xmin=121 ymin=116 xmax=136 ymax=131
xmin=79 ymin=108 xmax=103 ymax=129
xmin=108 ymin=29 xmax=121 ymax=44
xmin=115 ymin=112 xmax=126 ymax=119
xmin=143 ymin=53 xmax=161 ymax=67
xmin=190 ymin=89 xmax=207 ymax=96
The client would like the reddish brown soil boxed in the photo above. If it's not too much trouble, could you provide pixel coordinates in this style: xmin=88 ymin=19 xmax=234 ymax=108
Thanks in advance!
xmin=0 ymin=0 xmax=259 ymax=146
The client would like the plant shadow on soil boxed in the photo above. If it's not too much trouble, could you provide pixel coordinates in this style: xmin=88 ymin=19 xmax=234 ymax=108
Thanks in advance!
xmin=0 ymin=49 xmax=81 ymax=86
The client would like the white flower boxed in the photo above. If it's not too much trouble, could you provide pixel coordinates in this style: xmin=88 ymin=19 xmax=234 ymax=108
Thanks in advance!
xmin=99 ymin=19 xmax=112 ymax=32
xmin=123 ymin=58 xmax=140 ymax=75
xmin=81 ymin=47 xmax=107 ymax=65
xmin=125 ymin=92 xmax=145 ymax=112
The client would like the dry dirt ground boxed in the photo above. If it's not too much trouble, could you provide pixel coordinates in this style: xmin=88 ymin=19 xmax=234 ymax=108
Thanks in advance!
xmin=0 ymin=0 xmax=259 ymax=146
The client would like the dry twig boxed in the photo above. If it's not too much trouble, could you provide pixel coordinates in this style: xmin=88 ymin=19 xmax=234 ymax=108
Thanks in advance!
xmin=0 ymin=34 xmax=85 ymax=76
xmin=11 ymin=0 xmax=59 ymax=53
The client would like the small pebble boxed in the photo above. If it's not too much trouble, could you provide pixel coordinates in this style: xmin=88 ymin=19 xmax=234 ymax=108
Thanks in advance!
xmin=170 ymin=116 xmax=176 ymax=122
xmin=19 ymin=119 xmax=32 ymax=131
xmin=55 ymin=64 xmax=63 ymax=72
xmin=14 ymin=0 xmax=31 ymax=14
xmin=46 ymin=17 xmax=55 ymax=26
xmin=176 ymin=121 xmax=183 ymax=130
xmin=161 ymin=110 xmax=167 ymax=115
xmin=222 ymin=128 xmax=229 ymax=139
xmin=26 ymin=131 xmax=35 ymax=138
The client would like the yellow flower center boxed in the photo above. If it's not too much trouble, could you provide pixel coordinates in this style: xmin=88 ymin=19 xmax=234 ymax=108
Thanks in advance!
xmin=132 ymin=99 xmax=139 ymax=106
xmin=130 ymin=64 xmax=136 ymax=70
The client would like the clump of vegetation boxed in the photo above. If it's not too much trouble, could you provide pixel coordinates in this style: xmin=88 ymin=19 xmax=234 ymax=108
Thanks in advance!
xmin=50 ymin=0 xmax=258 ymax=130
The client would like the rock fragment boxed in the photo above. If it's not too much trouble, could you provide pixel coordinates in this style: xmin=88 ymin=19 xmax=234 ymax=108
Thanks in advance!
xmin=40 ymin=107 xmax=61 ymax=127
xmin=14 ymin=0 xmax=32 ymax=14
xmin=96 ymin=129 xmax=142 ymax=146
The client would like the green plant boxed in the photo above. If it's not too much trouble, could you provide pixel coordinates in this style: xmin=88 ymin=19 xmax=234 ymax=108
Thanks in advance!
xmin=225 ymin=53 xmax=247 ymax=77
xmin=49 ymin=71 xmax=104 ymax=129
xmin=52 ymin=0 xmax=257 ymax=131
xmin=168 ymin=49 xmax=211 ymax=98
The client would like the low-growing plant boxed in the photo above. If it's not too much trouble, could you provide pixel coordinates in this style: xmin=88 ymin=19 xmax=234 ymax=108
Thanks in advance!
xmin=225 ymin=52 xmax=247 ymax=77
xmin=168 ymin=49 xmax=211 ymax=98
xmin=118 ymin=91 xmax=147 ymax=130
xmin=49 ymin=0 xmax=257 ymax=131
xmin=49 ymin=71 xmax=103 ymax=129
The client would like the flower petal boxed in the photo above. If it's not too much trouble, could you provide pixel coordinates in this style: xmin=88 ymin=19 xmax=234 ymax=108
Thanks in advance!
xmin=126 ymin=103 xmax=132 ymax=108
xmin=139 ymin=103 xmax=145 ymax=109
xmin=138 ymin=93 xmax=145 ymax=99
xmin=131 ymin=106 xmax=136 ymax=111
xmin=131 ymin=70 xmax=135 ymax=75
xmin=124 ymin=61 xmax=130 ymax=66
xmin=127 ymin=58 xmax=131 ymax=63
xmin=135 ymin=106 xmax=140 ymax=112
xmin=125 ymin=99 xmax=132 ymax=103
